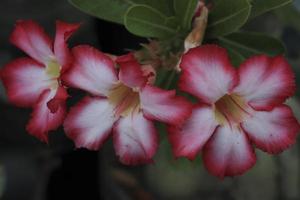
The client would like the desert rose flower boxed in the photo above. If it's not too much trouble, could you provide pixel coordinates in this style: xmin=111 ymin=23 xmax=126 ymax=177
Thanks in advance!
xmin=62 ymin=45 xmax=192 ymax=165
xmin=0 ymin=20 xmax=80 ymax=142
xmin=169 ymin=45 xmax=300 ymax=178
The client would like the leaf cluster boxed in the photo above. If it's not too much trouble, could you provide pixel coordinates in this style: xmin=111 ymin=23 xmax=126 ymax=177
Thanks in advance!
xmin=69 ymin=0 xmax=292 ymax=65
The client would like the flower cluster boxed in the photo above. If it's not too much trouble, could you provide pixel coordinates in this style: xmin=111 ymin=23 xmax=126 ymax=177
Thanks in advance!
xmin=0 ymin=20 xmax=192 ymax=165
xmin=1 ymin=20 xmax=299 ymax=178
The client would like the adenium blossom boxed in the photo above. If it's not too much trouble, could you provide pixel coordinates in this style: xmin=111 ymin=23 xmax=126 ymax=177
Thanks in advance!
xmin=0 ymin=20 xmax=80 ymax=142
xmin=169 ymin=45 xmax=300 ymax=178
xmin=62 ymin=45 xmax=192 ymax=165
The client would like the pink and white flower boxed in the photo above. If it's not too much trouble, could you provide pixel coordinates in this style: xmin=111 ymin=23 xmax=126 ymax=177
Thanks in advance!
xmin=169 ymin=45 xmax=300 ymax=178
xmin=0 ymin=20 xmax=80 ymax=142
xmin=62 ymin=45 xmax=192 ymax=165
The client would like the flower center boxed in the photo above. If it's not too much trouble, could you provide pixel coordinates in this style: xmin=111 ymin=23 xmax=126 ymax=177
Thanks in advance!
xmin=46 ymin=59 xmax=61 ymax=89
xmin=107 ymin=82 xmax=140 ymax=117
xmin=46 ymin=59 xmax=61 ymax=78
xmin=214 ymin=94 xmax=250 ymax=125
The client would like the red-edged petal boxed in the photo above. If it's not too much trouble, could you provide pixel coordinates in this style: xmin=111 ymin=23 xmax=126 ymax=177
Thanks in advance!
xmin=141 ymin=64 xmax=156 ymax=85
xmin=140 ymin=85 xmax=193 ymax=125
xmin=54 ymin=20 xmax=80 ymax=72
xmin=241 ymin=105 xmax=299 ymax=154
xmin=64 ymin=96 xmax=117 ymax=150
xmin=117 ymin=60 xmax=147 ymax=89
xmin=115 ymin=53 xmax=135 ymax=63
xmin=113 ymin=112 xmax=158 ymax=165
xmin=179 ymin=45 xmax=238 ymax=104
xmin=1 ymin=58 xmax=50 ymax=107
xmin=47 ymin=86 xmax=69 ymax=113
xmin=168 ymin=105 xmax=218 ymax=160
xmin=10 ymin=20 xmax=54 ymax=64
xmin=234 ymin=55 xmax=295 ymax=110
xmin=62 ymin=45 xmax=118 ymax=96
xmin=203 ymin=125 xmax=256 ymax=178
xmin=116 ymin=53 xmax=156 ymax=84
xmin=26 ymin=89 xmax=66 ymax=142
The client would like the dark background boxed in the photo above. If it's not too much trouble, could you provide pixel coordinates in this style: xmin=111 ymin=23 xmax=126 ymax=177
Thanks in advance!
xmin=1 ymin=0 xmax=300 ymax=200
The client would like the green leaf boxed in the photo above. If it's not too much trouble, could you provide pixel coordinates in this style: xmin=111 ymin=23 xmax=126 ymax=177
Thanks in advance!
xmin=155 ymin=68 xmax=170 ymax=87
xmin=124 ymin=5 xmax=179 ymax=39
xmin=206 ymin=0 xmax=251 ymax=38
xmin=144 ymin=0 xmax=174 ymax=16
xmin=219 ymin=32 xmax=285 ymax=59
xmin=69 ymin=0 xmax=131 ymax=24
xmin=249 ymin=0 xmax=292 ymax=19
xmin=174 ymin=0 xmax=199 ymax=30
xmin=69 ymin=0 xmax=174 ymax=24
xmin=225 ymin=47 xmax=245 ymax=67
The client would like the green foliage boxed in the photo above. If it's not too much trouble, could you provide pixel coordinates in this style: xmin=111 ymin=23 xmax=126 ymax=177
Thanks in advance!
xmin=249 ymin=0 xmax=292 ymax=19
xmin=155 ymin=68 xmax=170 ymax=87
xmin=206 ymin=0 xmax=251 ymax=38
xmin=225 ymin=47 xmax=245 ymax=67
xmin=219 ymin=32 xmax=285 ymax=65
xmin=69 ymin=0 xmax=131 ymax=24
xmin=69 ymin=0 xmax=293 ymax=40
xmin=124 ymin=5 xmax=179 ymax=39
xmin=69 ymin=0 xmax=174 ymax=25
xmin=174 ymin=0 xmax=199 ymax=31
xmin=155 ymin=68 xmax=178 ymax=90
xmin=141 ymin=0 xmax=174 ymax=16
xmin=69 ymin=0 xmax=290 ymax=69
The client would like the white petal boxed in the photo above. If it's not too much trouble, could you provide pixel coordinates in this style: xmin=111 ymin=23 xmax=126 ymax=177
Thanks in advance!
xmin=180 ymin=45 xmax=238 ymax=103
xmin=234 ymin=55 xmax=295 ymax=110
xmin=140 ymin=85 xmax=192 ymax=125
xmin=168 ymin=105 xmax=218 ymax=160
xmin=113 ymin=112 xmax=158 ymax=165
xmin=242 ymin=105 xmax=299 ymax=154
xmin=63 ymin=45 xmax=118 ymax=96
xmin=203 ymin=125 xmax=256 ymax=178
xmin=64 ymin=97 xmax=117 ymax=150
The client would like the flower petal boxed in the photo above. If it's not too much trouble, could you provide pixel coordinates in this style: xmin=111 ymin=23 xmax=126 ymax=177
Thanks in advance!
xmin=140 ymin=85 xmax=193 ymax=125
xmin=141 ymin=64 xmax=156 ymax=85
xmin=179 ymin=45 xmax=238 ymax=104
xmin=113 ymin=112 xmax=158 ymax=165
xmin=116 ymin=53 xmax=156 ymax=85
xmin=1 ymin=58 xmax=50 ymax=107
xmin=117 ymin=59 xmax=147 ymax=89
xmin=242 ymin=105 xmax=299 ymax=154
xmin=54 ymin=21 xmax=80 ymax=72
xmin=10 ymin=20 xmax=54 ymax=64
xmin=115 ymin=53 xmax=135 ymax=63
xmin=168 ymin=105 xmax=218 ymax=160
xmin=203 ymin=125 xmax=256 ymax=178
xmin=26 ymin=89 xmax=66 ymax=142
xmin=62 ymin=45 xmax=118 ymax=96
xmin=47 ymin=86 xmax=69 ymax=113
xmin=64 ymin=97 xmax=117 ymax=150
xmin=234 ymin=55 xmax=295 ymax=110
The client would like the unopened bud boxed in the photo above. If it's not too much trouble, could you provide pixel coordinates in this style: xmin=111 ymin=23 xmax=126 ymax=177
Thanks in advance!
xmin=141 ymin=64 xmax=156 ymax=85
xmin=184 ymin=6 xmax=208 ymax=52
